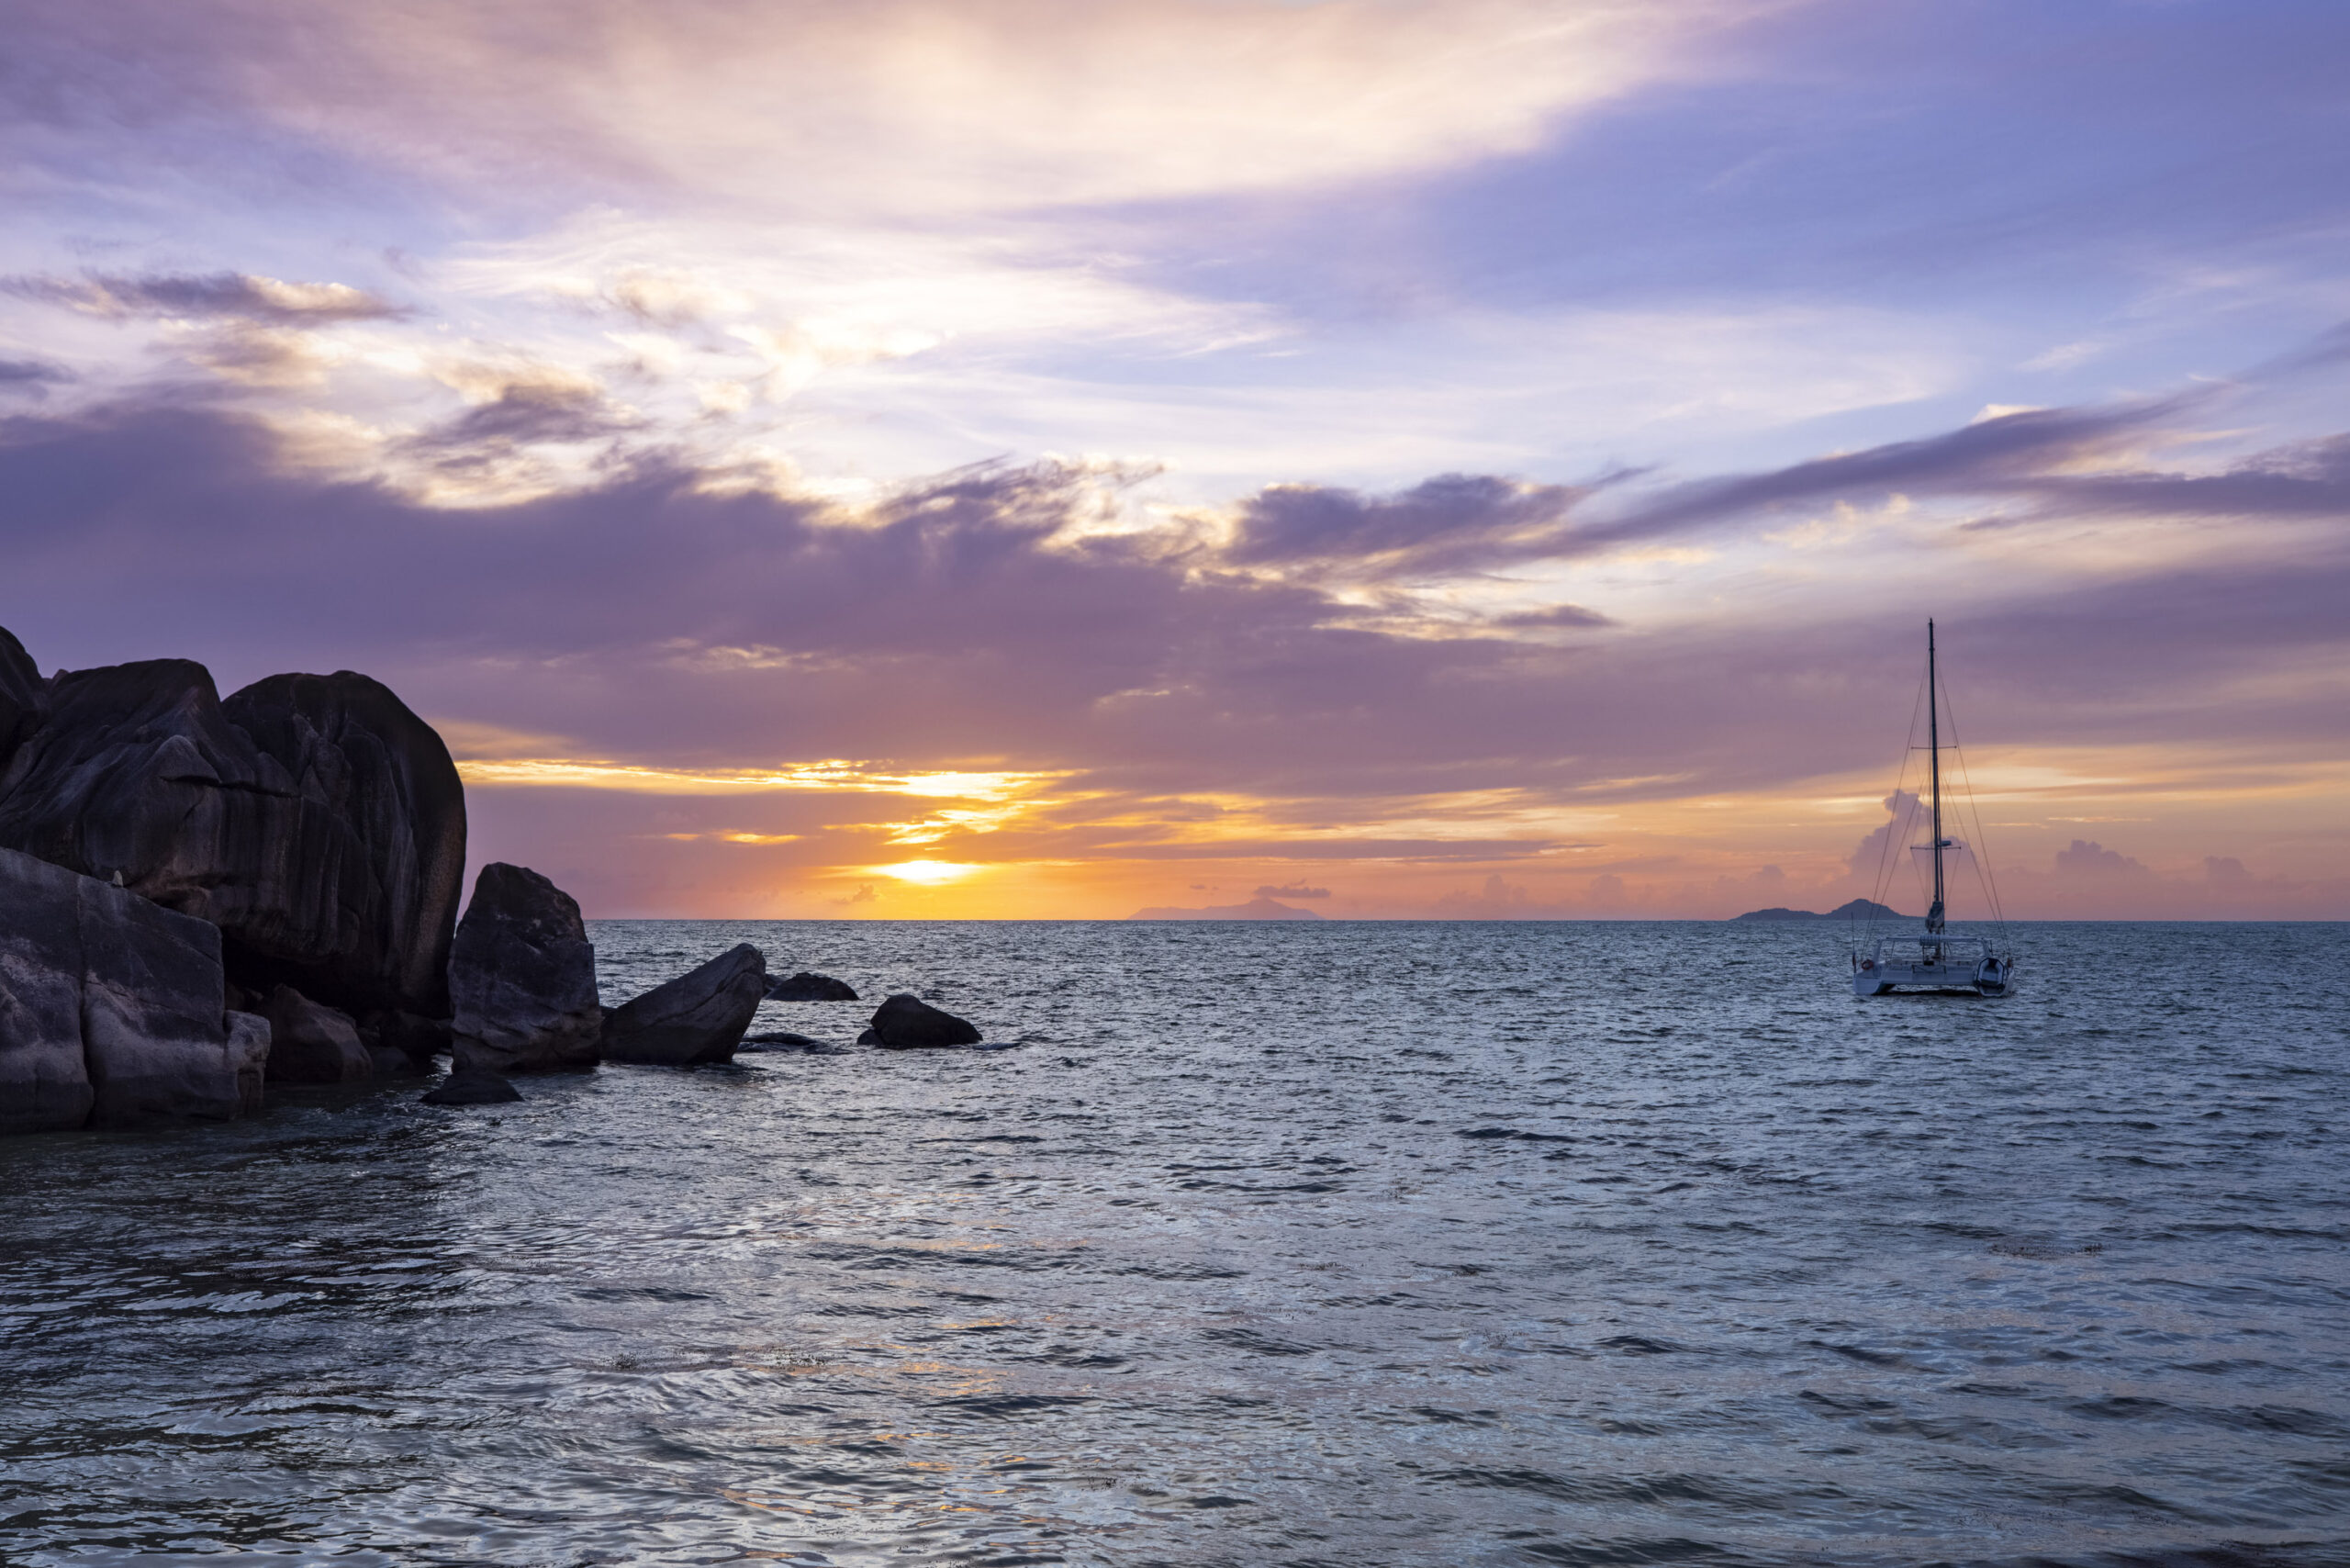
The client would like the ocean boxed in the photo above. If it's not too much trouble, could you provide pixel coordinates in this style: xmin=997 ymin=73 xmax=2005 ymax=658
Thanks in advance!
xmin=2 ymin=919 xmax=2344 ymax=1567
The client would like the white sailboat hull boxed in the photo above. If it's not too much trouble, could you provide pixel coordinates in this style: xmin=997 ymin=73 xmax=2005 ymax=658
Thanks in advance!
xmin=1851 ymin=939 xmax=2012 ymax=998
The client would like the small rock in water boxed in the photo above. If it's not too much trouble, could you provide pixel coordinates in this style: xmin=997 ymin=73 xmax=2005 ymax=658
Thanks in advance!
xmin=867 ymin=993 xmax=982 ymax=1049
xmin=420 ymin=1068 xmax=521 ymax=1105
xmin=740 ymin=1030 xmax=849 ymax=1054
xmin=766 ymin=971 xmax=858 ymax=1002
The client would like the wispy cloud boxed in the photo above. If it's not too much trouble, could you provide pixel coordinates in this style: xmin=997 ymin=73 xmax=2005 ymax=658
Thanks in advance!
xmin=3 ymin=272 xmax=405 ymax=324
xmin=6 ymin=0 xmax=1765 ymax=217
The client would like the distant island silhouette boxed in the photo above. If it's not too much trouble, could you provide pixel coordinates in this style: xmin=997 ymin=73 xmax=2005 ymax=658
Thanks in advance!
xmin=1128 ymin=896 xmax=1324 ymax=921
xmin=1731 ymin=898 xmax=1907 ymax=923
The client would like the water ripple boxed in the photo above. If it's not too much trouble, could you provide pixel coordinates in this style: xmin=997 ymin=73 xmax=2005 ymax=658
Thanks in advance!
xmin=0 ymin=919 xmax=2345 ymax=1565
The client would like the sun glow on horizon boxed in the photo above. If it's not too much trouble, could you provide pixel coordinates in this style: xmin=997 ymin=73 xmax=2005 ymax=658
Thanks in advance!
xmin=872 ymin=859 xmax=988 ymax=884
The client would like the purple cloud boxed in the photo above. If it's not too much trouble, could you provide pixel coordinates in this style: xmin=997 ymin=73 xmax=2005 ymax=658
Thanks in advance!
xmin=0 ymin=359 xmax=71 ymax=399
xmin=2 ymin=398 xmax=2344 ymax=806
xmin=0 ymin=389 xmax=2343 ymax=918
xmin=1227 ymin=473 xmax=1585 ymax=576
xmin=3 ymin=272 xmax=405 ymax=324
xmin=2052 ymin=838 xmax=2153 ymax=879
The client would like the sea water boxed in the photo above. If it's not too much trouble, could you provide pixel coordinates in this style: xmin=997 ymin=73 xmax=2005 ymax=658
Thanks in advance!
xmin=1 ymin=920 xmax=2344 ymax=1567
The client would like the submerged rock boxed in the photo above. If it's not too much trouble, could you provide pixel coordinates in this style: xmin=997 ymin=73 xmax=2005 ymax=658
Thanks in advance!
xmin=0 ymin=634 xmax=465 ymax=1021
xmin=602 ymin=944 xmax=767 ymax=1066
xmin=0 ymin=845 xmax=272 ymax=1132
xmin=447 ymin=863 xmax=602 ymax=1075
xmin=420 ymin=1066 xmax=522 ymax=1106
xmin=260 ymin=984 xmax=371 ymax=1083
xmin=866 ymin=993 xmax=981 ymax=1049
xmin=740 ymin=1030 xmax=848 ymax=1054
xmin=766 ymin=970 xmax=858 ymax=1002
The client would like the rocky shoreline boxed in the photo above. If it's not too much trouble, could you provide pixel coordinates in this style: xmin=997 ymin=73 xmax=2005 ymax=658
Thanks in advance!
xmin=0 ymin=624 xmax=985 ymax=1133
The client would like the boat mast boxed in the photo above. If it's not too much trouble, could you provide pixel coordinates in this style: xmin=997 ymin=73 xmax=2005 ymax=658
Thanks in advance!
xmin=1926 ymin=619 xmax=1945 ymax=935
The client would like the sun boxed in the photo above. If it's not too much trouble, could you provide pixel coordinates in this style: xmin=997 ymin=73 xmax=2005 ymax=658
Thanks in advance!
xmin=873 ymin=860 xmax=985 ymax=885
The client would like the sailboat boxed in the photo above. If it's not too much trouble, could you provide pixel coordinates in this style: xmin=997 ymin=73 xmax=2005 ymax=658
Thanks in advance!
xmin=1851 ymin=622 xmax=2016 ymax=998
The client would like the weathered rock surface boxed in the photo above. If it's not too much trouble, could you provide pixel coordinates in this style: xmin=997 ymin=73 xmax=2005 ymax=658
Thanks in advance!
xmin=866 ymin=993 xmax=981 ymax=1049
xmin=448 ymin=863 xmax=602 ymax=1075
xmin=1 ymin=845 xmax=271 ymax=1132
xmin=601 ymin=944 xmax=767 ymax=1066
xmin=420 ymin=1067 xmax=522 ymax=1106
xmin=766 ymin=970 xmax=858 ymax=1001
xmin=0 ymin=626 xmax=43 ymax=779
xmin=0 ymin=633 xmax=466 ymax=1023
xmin=223 ymin=671 xmax=467 ymax=1015
xmin=260 ymin=984 xmax=371 ymax=1083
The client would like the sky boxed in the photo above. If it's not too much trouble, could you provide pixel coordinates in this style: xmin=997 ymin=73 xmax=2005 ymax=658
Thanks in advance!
xmin=2 ymin=0 xmax=2345 ymax=920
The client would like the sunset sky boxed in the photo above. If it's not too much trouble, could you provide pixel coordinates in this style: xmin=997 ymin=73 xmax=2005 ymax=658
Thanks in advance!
xmin=3 ymin=0 xmax=2345 ymax=919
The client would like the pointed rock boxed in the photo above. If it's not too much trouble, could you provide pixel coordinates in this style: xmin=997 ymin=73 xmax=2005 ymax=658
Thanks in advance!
xmin=601 ymin=944 xmax=767 ymax=1066
xmin=448 ymin=863 xmax=602 ymax=1074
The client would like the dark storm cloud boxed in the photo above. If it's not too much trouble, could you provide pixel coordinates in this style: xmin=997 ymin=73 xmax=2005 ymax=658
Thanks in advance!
xmin=2 ymin=272 xmax=405 ymax=324
xmin=0 ymin=399 xmax=2344 ymax=817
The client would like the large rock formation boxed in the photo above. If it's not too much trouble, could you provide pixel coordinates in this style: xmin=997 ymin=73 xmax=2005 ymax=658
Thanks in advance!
xmin=447 ymin=863 xmax=603 ymax=1074
xmin=0 ymin=846 xmax=270 ymax=1132
xmin=866 ymin=993 xmax=982 ymax=1049
xmin=0 ymin=633 xmax=465 ymax=1026
xmin=601 ymin=944 xmax=767 ymax=1067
